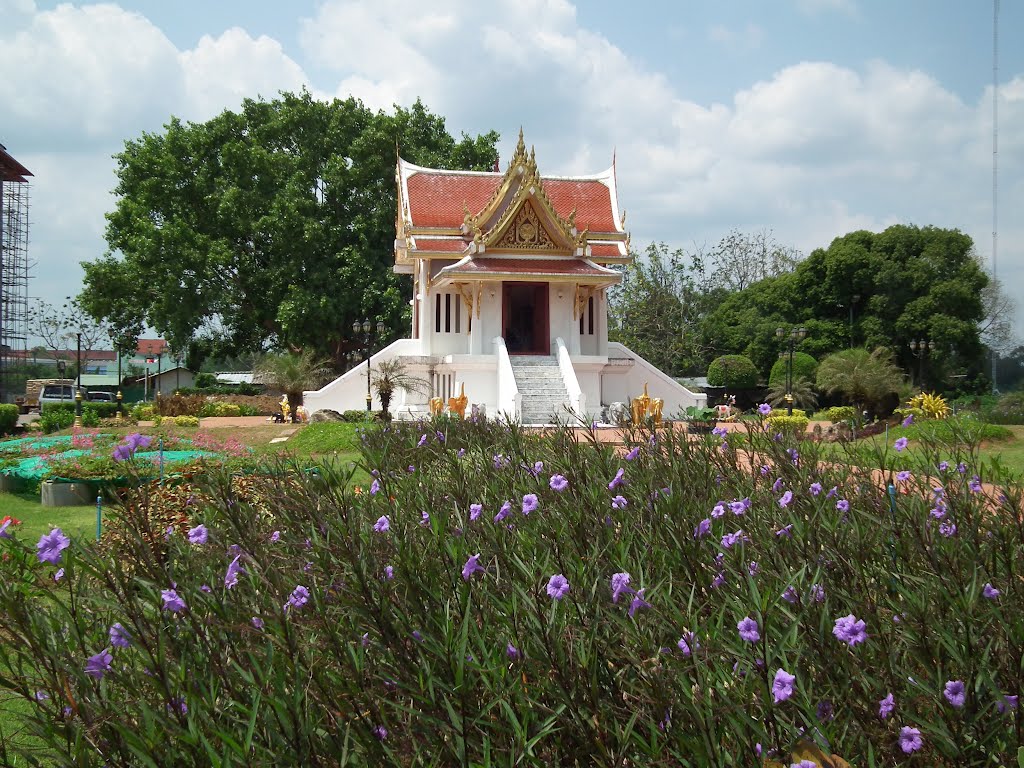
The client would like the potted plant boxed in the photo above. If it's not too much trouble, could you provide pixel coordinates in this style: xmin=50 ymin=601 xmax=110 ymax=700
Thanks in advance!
xmin=684 ymin=405 xmax=718 ymax=434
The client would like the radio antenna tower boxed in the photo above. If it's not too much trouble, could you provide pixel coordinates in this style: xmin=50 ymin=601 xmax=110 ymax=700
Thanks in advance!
xmin=991 ymin=0 xmax=999 ymax=392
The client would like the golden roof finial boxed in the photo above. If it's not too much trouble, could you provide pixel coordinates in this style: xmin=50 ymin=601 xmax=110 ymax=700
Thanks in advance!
xmin=515 ymin=128 xmax=526 ymax=158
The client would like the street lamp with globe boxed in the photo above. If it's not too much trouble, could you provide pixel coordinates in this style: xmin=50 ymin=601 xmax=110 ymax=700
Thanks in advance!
xmin=352 ymin=319 xmax=385 ymax=412
xmin=776 ymin=326 xmax=808 ymax=416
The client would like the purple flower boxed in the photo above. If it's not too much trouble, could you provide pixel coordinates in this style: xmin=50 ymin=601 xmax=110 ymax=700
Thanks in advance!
xmin=999 ymin=695 xmax=1019 ymax=714
xmin=772 ymin=668 xmax=795 ymax=702
xmin=608 ymin=468 xmax=625 ymax=490
xmin=775 ymin=524 xmax=793 ymax=539
xmin=369 ymin=478 xmax=381 ymax=495
xmin=833 ymin=614 xmax=868 ymax=646
xmin=836 ymin=499 xmax=849 ymax=513
xmin=109 ymin=623 xmax=131 ymax=648
xmin=778 ymin=490 xmax=793 ymax=508
xmin=748 ymin=561 xmax=759 ymax=576
xmin=522 ymin=494 xmax=539 ymax=515
xmin=373 ymin=515 xmax=390 ymax=533
xmin=899 ymin=726 xmax=923 ymax=753
xmin=983 ymin=582 xmax=1000 ymax=599
xmin=939 ymin=460 xmax=950 ymax=472
xmin=506 ymin=642 xmax=520 ymax=660
xmin=628 ymin=588 xmax=651 ymax=618
xmin=902 ymin=413 xmax=914 ymax=427
xmin=939 ymin=521 xmax=958 ymax=537
xmin=711 ymin=503 xmax=726 ymax=518
xmin=721 ymin=530 xmax=745 ymax=549
xmin=384 ymin=565 xmax=394 ymax=581
xmin=677 ymin=631 xmax=699 ymax=656
xmin=270 ymin=530 xmax=281 ymax=542
xmin=896 ymin=470 xmax=911 ymax=482
xmin=528 ymin=461 xmax=543 ymax=477
xmin=930 ymin=502 xmax=947 ymax=519
xmin=712 ymin=425 xmax=728 ymax=437
xmin=611 ymin=572 xmax=632 ymax=603
xmin=730 ymin=499 xmax=748 ymax=515
xmin=493 ymin=454 xmax=507 ymax=469
xmin=372 ymin=725 xmax=388 ymax=741
xmin=549 ymin=474 xmax=569 ymax=492
xmin=625 ymin=446 xmax=640 ymax=461
xmin=879 ymin=692 xmax=895 ymax=719
xmin=420 ymin=510 xmax=430 ymax=526
xmin=187 ymin=524 xmax=208 ymax=545
xmin=462 ymin=554 xmax=485 ymax=581
xmin=944 ymin=679 xmax=966 ymax=708
xmin=224 ymin=555 xmax=244 ymax=589
xmin=792 ymin=762 xmax=817 ymax=768
xmin=957 ymin=462 xmax=967 ymax=474
xmin=693 ymin=518 xmax=711 ymax=539
xmin=810 ymin=584 xmax=826 ymax=603
xmin=85 ymin=648 xmax=113 ymax=679
xmin=469 ymin=503 xmax=482 ymax=521
xmin=782 ymin=586 xmax=799 ymax=604
xmin=894 ymin=437 xmax=909 ymax=452
xmin=0 ymin=519 xmax=13 ymax=539
xmin=494 ymin=501 xmax=512 ymax=523
xmin=809 ymin=482 xmax=822 ymax=496
xmin=757 ymin=403 xmax=772 ymax=416
xmin=772 ymin=477 xmax=784 ymax=492
xmin=54 ymin=568 xmax=64 ymax=582
xmin=969 ymin=476 xmax=983 ymax=493
xmin=36 ymin=528 xmax=70 ymax=564
xmin=737 ymin=617 xmax=760 ymax=643
xmin=417 ymin=434 xmax=427 ymax=447
xmin=546 ymin=574 xmax=570 ymax=600
xmin=161 ymin=589 xmax=187 ymax=613
xmin=611 ymin=495 xmax=628 ymax=509
xmin=285 ymin=585 xmax=310 ymax=611
xmin=252 ymin=616 xmax=264 ymax=629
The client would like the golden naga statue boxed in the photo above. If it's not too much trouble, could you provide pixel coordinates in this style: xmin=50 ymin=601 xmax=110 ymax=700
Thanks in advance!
xmin=448 ymin=383 xmax=468 ymax=419
xmin=429 ymin=397 xmax=444 ymax=416
xmin=630 ymin=383 xmax=664 ymax=427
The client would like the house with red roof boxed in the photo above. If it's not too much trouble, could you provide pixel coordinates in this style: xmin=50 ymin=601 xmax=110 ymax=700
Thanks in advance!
xmin=305 ymin=132 xmax=704 ymax=423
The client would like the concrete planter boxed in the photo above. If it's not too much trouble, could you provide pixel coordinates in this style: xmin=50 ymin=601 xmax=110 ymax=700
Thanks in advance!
xmin=0 ymin=474 xmax=23 ymax=494
xmin=41 ymin=481 xmax=95 ymax=507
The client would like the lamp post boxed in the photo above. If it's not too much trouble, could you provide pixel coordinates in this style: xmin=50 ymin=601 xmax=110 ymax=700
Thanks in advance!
xmin=74 ymin=332 xmax=82 ymax=427
xmin=909 ymin=338 xmax=936 ymax=387
xmin=352 ymin=319 xmax=385 ymax=412
xmin=776 ymin=326 xmax=807 ymax=416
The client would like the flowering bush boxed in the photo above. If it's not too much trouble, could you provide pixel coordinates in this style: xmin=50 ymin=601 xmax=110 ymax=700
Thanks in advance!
xmin=0 ymin=417 xmax=1021 ymax=764
xmin=764 ymin=413 xmax=810 ymax=435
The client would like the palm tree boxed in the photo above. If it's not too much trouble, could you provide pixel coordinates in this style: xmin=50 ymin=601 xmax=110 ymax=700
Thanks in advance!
xmin=371 ymin=358 xmax=429 ymax=418
xmin=766 ymin=376 xmax=818 ymax=412
xmin=816 ymin=347 xmax=905 ymax=418
xmin=255 ymin=351 xmax=333 ymax=423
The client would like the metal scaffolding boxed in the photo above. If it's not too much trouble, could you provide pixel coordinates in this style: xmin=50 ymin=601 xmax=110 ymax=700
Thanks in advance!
xmin=1 ymin=144 xmax=33 ymax=405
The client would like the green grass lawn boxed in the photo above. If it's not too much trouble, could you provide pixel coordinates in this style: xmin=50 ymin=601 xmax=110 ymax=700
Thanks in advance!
xmin=2 ymin=492 xmax=97 ymax=542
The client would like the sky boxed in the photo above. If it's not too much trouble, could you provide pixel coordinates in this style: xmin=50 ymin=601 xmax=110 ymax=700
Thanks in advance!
xmin=2 ymin=0 xmax=1022 ymax=340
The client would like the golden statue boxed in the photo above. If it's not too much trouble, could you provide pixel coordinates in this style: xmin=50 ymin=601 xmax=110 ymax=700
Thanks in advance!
xmin=630 ymin=383 xmax=651 ymax=425
xmin=429 ymin=397 xmax=444 ymax=416
xmin=448 ymin=383 xmax=468 ymax=419
xmin=279 ymin=395 xmax=291 ymax=423
xmin=649 ymin=398 xmax=664 ymax=427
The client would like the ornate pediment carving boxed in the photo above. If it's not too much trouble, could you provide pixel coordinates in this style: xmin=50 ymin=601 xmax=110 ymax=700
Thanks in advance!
xmin=492 ymin=200 xmax=561 ymax=251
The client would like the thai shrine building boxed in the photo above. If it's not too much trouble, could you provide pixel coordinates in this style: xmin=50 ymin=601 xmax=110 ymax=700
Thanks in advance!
xmin=305 ymin=132 xmax=704 ymax=424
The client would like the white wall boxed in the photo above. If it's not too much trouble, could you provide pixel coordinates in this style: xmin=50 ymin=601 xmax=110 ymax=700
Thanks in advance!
xmin=601 ymin=343 xmax=706 ymax=418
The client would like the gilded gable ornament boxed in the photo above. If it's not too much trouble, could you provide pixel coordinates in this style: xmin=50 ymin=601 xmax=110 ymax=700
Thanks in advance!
xmin=496 ymin=202 xmax=557 ymax=250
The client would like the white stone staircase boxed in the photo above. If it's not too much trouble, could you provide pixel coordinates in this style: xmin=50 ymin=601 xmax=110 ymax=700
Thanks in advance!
xmin=509 ymin=355 xmax=571 ymax=425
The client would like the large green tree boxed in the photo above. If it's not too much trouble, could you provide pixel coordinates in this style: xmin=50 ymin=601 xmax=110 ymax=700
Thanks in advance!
xmin=80 ymin=92 xmax=499 ymax=367
xmin=703 ymin=225 xmax=989 ymax=388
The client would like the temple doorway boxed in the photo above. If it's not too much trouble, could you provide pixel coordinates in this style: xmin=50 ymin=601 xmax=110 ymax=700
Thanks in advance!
xmin=502 ymin=282 xmax=549 ymax=354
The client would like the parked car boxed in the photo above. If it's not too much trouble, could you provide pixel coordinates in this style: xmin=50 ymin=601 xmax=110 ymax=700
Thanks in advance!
xmin=87 ymin=391 xmax=115 ymax=402
xmin=38 ymin=383 xmax=75 ymax=412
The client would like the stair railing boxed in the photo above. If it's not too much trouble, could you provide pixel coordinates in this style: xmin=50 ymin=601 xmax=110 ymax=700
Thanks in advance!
xmin=494 ymin=337 xmax=521 ymax=422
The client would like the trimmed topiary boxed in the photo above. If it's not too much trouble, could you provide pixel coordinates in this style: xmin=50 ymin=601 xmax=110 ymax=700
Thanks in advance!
xmin=706 ymin=355 xmax=759 ymax=389
xmin=0 ymin=404 xmax=18 ymax=435
xmin=765 ymin=413 xmax=810 ymax=435
xmin=768 ymin=352 xmax=818 ymax=388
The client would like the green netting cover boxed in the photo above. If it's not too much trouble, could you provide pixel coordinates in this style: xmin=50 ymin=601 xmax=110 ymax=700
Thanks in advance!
xmin=2 ymin=449 xmax=217 ymax=482
xmin=0 ymin=435 xmax=111 ymax=453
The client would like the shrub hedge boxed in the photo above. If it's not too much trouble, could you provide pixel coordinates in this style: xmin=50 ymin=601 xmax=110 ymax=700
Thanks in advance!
xmin=706 ymin=354 xmax=759 ymax=389
xmin=0 ymin=404 xmax=17 ymax=435
xmin=768 ymin=352 xmax=818 ymax=388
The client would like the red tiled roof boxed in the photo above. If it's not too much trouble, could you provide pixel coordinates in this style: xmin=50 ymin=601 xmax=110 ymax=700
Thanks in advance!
xmin=405 ymin=172 xmax=620 ymax=233
xmin=440 ymin=258 xmax=618 ymax=279
xmin=136 ymin=339 xmax=168 ymax=356
xmin=411 ymin=237 xmax=468 ymax=253
xmin=0 ymin=147 xmax=32 ymax=183
xmin=589 ymin=243 xmax=628 ymax=258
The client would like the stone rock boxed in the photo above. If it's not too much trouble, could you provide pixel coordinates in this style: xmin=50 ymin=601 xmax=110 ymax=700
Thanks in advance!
xmin=310 ymin=409 xmax=344 ymax=423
